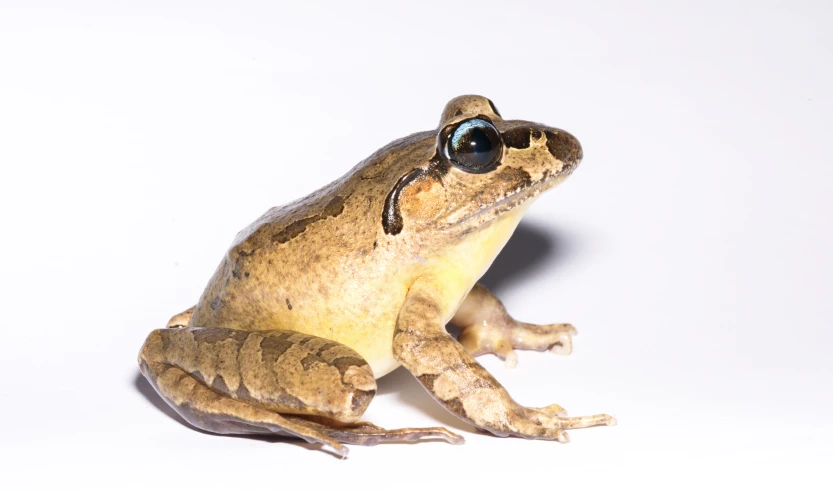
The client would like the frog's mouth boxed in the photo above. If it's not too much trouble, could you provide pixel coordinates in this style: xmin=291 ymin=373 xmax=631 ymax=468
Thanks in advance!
xmin=450 ymin=172 xmax=568 ymax=233
xmin=486 ymin=176 xmax=560 ymax=215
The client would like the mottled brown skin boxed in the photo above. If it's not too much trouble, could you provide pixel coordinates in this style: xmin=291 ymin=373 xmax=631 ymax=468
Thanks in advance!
xmin=138 ymin=95 xmax=614 ymax=457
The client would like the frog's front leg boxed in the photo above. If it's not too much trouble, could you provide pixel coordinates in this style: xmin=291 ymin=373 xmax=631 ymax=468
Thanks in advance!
xmin=138 ymin=326 xmax=462 ymax=457
xmin=393 ymin=278 xmax=615 ymax=442
xmin=451 ymin=283 xmax=577 ymax=368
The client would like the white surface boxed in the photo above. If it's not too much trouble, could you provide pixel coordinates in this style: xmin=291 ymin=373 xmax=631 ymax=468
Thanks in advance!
xmin=1 ymin=1 xmax=831 ymax=488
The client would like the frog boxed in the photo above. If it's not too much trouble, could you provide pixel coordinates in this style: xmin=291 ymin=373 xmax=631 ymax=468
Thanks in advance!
xmin=138 ymin=95 xmax=615 ymax=457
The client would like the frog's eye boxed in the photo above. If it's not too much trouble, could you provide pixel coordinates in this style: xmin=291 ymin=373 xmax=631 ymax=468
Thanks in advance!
xmin=443 ymin=118 xmax=503 ymax=174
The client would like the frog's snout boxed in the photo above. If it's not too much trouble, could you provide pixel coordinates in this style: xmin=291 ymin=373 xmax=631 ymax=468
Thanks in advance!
xmin=499 ymin=122 xmax=583 ymax=176
xmin=542 ymin=127 xmax=583 ymax=169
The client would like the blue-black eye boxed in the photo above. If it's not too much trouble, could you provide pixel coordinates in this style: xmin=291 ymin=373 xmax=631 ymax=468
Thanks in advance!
xmin=444 ymin=118 xmax=502 ymax=173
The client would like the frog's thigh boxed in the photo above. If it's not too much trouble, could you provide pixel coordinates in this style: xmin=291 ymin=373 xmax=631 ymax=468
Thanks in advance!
xmin=138 ymin=327 xmax=461 ymax=455
xmin=141 ymin=327 xmax=377 ymax=421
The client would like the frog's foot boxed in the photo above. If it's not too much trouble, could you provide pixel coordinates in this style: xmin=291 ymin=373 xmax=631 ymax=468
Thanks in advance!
xmin=533 ymin=403 xmax=569 ymax=417
xmin=492 ymin=408 xmax=617 ymax=442
xmin=165 ymin=306 xmax=195 ymax=328
xmin=451 ymin=284 xmax=576 ymax=368
xmin=285 ymin=416 xmax=465 ymax=447
xmin=458 ymin=321 xmax=576 ymax=368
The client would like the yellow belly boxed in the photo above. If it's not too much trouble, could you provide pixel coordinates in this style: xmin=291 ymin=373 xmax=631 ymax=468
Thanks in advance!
xmin=363 ymin=202 xmax=532 ymax=378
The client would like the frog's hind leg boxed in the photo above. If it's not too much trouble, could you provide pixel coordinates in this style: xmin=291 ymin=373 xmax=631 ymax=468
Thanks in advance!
xmin=283 ymin=416 xmax=464 ymax=447
xmin=139 ymin=358 xmax=353 ymax=456
xmin=451 ymin=283 xmax=577 ymax=368
xmin=138 ymin=326 xmax=462 ymax=456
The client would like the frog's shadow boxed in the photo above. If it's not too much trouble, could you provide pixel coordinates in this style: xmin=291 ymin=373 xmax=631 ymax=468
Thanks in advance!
xmin=134 ymin=222 xmax=568 ymax=449
xmin=479 ymin=221 xmax=561 ymax=294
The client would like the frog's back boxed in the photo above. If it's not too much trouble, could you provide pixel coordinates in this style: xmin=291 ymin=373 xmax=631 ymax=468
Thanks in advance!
xmin=188 ymin=133 xmax=437 ymax=376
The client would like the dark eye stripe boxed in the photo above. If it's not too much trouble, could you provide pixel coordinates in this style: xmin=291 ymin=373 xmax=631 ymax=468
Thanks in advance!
xmin=382 ymin=168 xmax=425 ymax=235
xmin=502 ymin=127 xmax=532 ymax=149
xmin=545 ymin=130 xmax=583 ymax=164
xmin=381 ymin=159 xmax=449 ymax=236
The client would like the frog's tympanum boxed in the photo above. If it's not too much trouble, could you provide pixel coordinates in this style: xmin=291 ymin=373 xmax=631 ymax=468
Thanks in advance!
xmin=139 ymin=95 xmax=615 ymax=457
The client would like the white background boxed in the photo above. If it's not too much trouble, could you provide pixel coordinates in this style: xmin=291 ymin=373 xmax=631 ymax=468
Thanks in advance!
xmin=1 ymin=1 xmax=831 ymax=488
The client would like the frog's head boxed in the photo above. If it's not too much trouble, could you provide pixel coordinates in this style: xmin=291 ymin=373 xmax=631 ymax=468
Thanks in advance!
xmin=380 ymin=95 xmax=582 ymax=237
